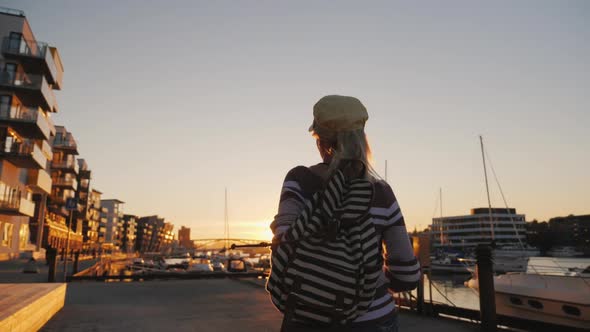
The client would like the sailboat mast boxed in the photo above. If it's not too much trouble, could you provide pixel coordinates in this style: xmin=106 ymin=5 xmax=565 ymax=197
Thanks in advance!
xmin=385 ymin=160 xmax=388 ymax=182
xmin=439 ymin=187 xmax=444 ymax=246
xmin=479 ymin=136 xmax=495 ymax=240
xmin=225 ymin=188 xmax=229 ymax=250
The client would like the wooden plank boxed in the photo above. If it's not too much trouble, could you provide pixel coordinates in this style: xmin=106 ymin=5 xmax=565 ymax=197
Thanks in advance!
xmin=0 ymin=283 xmax=66 ymax=332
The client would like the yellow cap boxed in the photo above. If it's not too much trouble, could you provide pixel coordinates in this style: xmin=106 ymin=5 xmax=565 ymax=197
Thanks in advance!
xmin=309 ymin=95 xmax=368 ymax=132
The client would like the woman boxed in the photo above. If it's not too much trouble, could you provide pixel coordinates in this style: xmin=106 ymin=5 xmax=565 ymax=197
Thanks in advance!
xmin=268 ymin=95 xmax=421 ymax=332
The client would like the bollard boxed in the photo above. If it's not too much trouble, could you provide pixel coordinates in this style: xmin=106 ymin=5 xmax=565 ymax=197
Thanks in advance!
xmin=427 ymin=269 xmax=434 ymax=315
xmin=476 ymin=244 xmax=497 ymax=332
xmin=46 ymin=248 xmax=57 ymax=283
xmin=417 ymin=273 xmax=424 ymax=314
xmin=73 ymin=251 xmax=80 ymax=274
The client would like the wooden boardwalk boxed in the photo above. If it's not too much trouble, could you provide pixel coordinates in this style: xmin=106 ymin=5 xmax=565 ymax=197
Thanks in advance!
xmin=0 ymin=283 xmax=66 ymax=332
xmin=42 ymin=279 xmax=478 ymax=332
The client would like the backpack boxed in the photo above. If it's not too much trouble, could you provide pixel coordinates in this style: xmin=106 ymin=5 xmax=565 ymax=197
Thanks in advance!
xmin=266 ymin=169 xmax=382 ymax=326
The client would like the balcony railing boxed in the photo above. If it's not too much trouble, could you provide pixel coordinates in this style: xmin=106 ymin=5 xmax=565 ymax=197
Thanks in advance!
xmin=1 ymin=36 xmax=48 ymax=58
xmin=52 ymin=136 xmax=78 ymax=151
xmin=1 ymin=36 xmax=61 ymax=88
xmin=0 ymin=7 xmax=24 ymax=16
xmin=0 ymin=180 xmax=35 ymax=217
xmin=41 ymin=139 xmax=53 ymax=160
xmin=0 ymin=70 xmax=58 ymax=112
xmin=27 ymin=169 xmax=52 ymax=194
xmin=0 ymin=140 xmax=46 ymax=169
xmin=0 ymin=105 xmax=54 ymax=140
xmin=52 ymin=177 xmax=78 ymax=190
xmin=50 ymin=190 xmax=75 ymax=204
xmin=51 ymin=159 xmax=79 ymax=173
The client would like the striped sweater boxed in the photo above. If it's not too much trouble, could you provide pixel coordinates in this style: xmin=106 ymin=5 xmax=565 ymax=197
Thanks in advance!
xmin=267 ymin=165 xmax=421 ymax=324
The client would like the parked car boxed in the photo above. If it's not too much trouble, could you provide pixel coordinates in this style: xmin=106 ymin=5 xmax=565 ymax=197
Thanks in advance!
xmin=188 ymin=258 xmax=214 ymax=272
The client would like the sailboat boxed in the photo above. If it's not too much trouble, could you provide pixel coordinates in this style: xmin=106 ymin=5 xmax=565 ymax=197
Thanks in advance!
xmin=478 ymin=136 xmax=539 ymax=273
xmin=468 ymin=137 xmax=590 ymax=329
xmin=430 ymin=188 xmax=474 ymax=274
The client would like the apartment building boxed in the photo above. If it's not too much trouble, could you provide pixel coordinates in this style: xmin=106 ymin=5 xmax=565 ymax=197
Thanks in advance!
xmin=74 ymin=159 xmax=94 ymax=252
xmin=178 ymin=226 xmax=192 ymax=249
xmin=136 ymin=215 xmax=163 ymax=253
xmin=136 ymin=215 xmax=174 ymax=253
xmin=100 ymin=199 xmax=124 ymax=250
xmin=44 ymin=125 xmax=82 ymax=253
xmin=0 ymin=7 xmax=63 ymax=260
xmin=135 ymin=217 xmax=153 ymax=253
xmin=120 ymin=214 xmax=137 ymax=253
xmin=160 ymin=222 xmax=174 ymax=252
xmin=86 ymin=188 xmax=102 ymax=255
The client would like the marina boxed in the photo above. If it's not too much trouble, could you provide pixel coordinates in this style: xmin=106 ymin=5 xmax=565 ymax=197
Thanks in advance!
xmin=0 ymin=2 xmax=589 ymax=332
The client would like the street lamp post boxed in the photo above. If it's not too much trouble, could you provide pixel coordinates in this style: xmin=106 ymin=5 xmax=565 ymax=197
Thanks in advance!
xmin=63 ymin=197 xmax=78 ymax=281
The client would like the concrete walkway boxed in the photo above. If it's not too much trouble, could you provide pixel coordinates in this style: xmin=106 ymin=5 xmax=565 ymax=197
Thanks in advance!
xmin=0 ymin=258 xmax=97 ymax=283
xmin=42 ymin=279 xmax=478 ymax=332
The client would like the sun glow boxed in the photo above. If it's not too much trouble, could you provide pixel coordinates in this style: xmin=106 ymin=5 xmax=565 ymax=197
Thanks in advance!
xmin=227 ymin=219 xmax=275 ymax=241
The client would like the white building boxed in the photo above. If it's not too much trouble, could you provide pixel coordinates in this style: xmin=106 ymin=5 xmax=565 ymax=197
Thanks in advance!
xmin=431 ymin=207 xmax=527 ymax=249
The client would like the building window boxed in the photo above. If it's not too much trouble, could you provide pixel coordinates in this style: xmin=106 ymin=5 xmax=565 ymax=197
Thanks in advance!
xmin=0 ymin=95 xmax=12 ymax=118
xmin=1 ymin=222 xmax=13 ymax=247
xmin=19 ymin=224 xmax=29 ymax=249
xmin=7 ymin=32 xmax=26 ymax=54
xmin=3 ymin=63 xmax=17 ymax=83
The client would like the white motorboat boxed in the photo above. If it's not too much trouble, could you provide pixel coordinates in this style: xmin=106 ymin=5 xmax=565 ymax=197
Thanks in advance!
xmin=467 ymin=258 xmax=590 ymax=329
xmin=547 ymin=246 xmax=584 ymax=258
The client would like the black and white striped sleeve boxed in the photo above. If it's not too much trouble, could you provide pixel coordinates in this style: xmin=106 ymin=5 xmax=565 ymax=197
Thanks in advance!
xmin=374 ymin=182 xmax=421 ymax=292
xmin=269 ymin=167 xmax=308 ymax=239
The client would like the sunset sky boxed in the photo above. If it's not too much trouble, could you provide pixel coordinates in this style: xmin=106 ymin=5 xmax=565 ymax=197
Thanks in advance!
xmin=4 ymin=1 xmax=588 ymax=240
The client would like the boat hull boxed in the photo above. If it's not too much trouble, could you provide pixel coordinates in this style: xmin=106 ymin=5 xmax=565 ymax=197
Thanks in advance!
xmin=494 ymin=274 xmax=590 ymax=329
xmin=430 ymin=263 xmax=472 ymax=274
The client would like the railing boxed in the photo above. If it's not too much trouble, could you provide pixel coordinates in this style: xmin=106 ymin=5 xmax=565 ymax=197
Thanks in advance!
xmin=0 ymin=180 xmax=22 ymax=209
xmin=0 ymin=180 xmax=34 ymax=216
xmin=1 ymin=36 xmax=60 ymax=86
xmin=18 ymin=197 xmax=35 ymax=216
xmin=27 ymin=169 xmax=52 ymax=194
xmin=0 ymin=69 xmax=57 ymax=110
xmin=0 ymin=105 xmax=52 ymax=138
xmin=50 ymin=186 xmax=75 ymax=197
xmin=41 ymin=139 xmax=53 ymax=160
xmin=52 ymin=137 xmax=77 ymax=150
xmin=51 ymin=159 xmax=79 ymax=173
xmin=52 ymin=177 xmax=78 ymax=189
xmin=0 ymin=70 xmax=43 ymax=89
xmin=1 ymin=36 xmax=49 ymax=59
xmin=0 ymin=7 xmax=25 ymax=16
xmin=1 ymin=139 xmax=44 ymax=160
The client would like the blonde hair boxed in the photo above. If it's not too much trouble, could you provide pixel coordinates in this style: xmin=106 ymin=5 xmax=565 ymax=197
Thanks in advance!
xmin=312 ymin=127 xmax=381 ymax=181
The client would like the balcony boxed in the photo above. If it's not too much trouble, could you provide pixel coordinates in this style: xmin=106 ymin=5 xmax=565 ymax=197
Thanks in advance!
xmin=0 ymin=140 xmax=46 ymax=169
xmin=51 ymin=135 xmax=78 ymax=154
xmin=27 ymin=169 xmax=52 ymax=194
xmin=0 ymin=105 xmax=55 ymax=140
xmin=0 ymin=70 xmax=58 ymax=112
xmin=0 ymin=182 xmax=35 ymax=217
xmin=49 ymin=188 xmax=74 ymax=204
xmin=51 ymin=159 xmax=79 ymax=174
xmin=1 ymin=37 xmax=63 ymax=89
xmin=41 ymin=139 xmax=53 ymax=160
xmin=51 ymin=177 xmax=78 ymax=190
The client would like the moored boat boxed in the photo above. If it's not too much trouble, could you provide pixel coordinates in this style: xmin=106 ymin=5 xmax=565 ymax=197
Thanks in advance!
xmin=467 ymin=258 xmax=590 ymax=329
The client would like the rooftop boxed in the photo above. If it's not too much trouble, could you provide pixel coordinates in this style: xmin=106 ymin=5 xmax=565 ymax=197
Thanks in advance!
xmin=0 ymin=6 xmax=24 ymax=17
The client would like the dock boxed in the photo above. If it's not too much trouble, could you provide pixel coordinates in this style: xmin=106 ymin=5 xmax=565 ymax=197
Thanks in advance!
xmin=41 ymin=279 xmax=478 ymax=331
